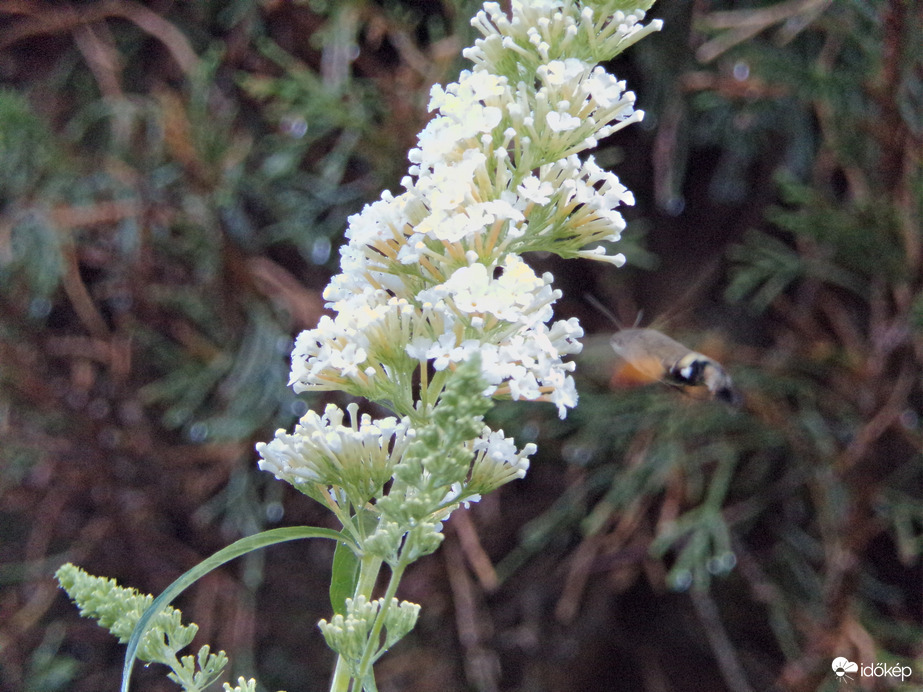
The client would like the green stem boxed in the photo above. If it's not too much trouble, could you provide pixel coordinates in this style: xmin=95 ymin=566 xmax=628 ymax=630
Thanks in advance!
xmin=328 ymin=553 xmax=384 ymax=692
xmin=328 ymin=657 xmax=352 ymax=692
xmin=705 ymin=454 xmax=735 ymax=508
xmin=354 ymin=556 xmax=409 ymax=685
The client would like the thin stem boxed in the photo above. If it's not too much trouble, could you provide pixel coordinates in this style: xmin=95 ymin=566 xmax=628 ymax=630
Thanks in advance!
xmin=354 ymin=557 xmax=409 ymax=684
xmin=328 ymin=657 xmax=352 ymax=692
xmin=328 ymin=553 xmax=385 ymax=692
xmin=356 ymin=554 xmax=385 ymax=600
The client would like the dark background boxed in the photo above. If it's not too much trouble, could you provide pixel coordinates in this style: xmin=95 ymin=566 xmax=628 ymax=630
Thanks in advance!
xmin=1 ymin=1 xmax=920 ymax=691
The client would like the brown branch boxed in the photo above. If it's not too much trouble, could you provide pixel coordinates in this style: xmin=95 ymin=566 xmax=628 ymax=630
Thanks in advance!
xmin=45 ymin=334 xmax=132 ymax=378
xmin=841 ymin=362 xmax=916 ymax=470
xmin=72 ymin=20 xmax=123 ymax=100
xmin=246 ymin=256 xmax=325 ymax=330
xmin=690 ymin=588 xmax=757 ymax=692
xmin=695 ymin=0 xmax=832 ymax=63
xmin=0 ymin=0 xmax=44 ymax=17
xmin=443 ymin=531 xmax=500 ymax=692
xmin=450 ymin=508 xmax=499 ymax=592
xmin=681 ymin=70 xmax=789 ymax=100
xmin=0 ymin=0 xmax=197 ymax=76
xmin=554 ymin=535 xmax=601 ymax=624
xmin=49 ymin=199 xmax=141 ymax=229
xmin=60 ymin=241 xmax=110 ymax=339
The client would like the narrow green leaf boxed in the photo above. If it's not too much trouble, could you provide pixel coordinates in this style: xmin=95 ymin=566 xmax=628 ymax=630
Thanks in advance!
xmin=330 ymin=540 xmax=361 ymax=616
xmin=121 ymin=526 xmax=347 ymax=692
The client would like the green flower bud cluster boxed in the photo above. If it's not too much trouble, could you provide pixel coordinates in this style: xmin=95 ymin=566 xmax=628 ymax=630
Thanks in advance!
xmin=55 ymin=564 xmax=230 ymax=692
xmin=318 ymin=596 xmax=421 ymax=678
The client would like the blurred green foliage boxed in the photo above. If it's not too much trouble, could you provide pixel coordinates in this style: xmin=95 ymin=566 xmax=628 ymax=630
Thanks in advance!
xmin=490 ymin=1 xmax=922 ymax=691
xmin=0 ymin=1 xmax=473 ymax=690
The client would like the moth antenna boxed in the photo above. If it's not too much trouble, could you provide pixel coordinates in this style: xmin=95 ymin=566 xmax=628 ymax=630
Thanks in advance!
xmin=583 ymin=293 xmax=624 ymax=330
xmin=632 ymin=310 xmax=644 ymax=328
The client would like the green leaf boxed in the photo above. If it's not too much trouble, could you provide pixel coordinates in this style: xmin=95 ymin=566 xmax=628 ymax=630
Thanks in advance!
xmin=121 ymin=525 xmax=348 ymax=692
xmin=330 ymin=540 xmax=361 ymax=616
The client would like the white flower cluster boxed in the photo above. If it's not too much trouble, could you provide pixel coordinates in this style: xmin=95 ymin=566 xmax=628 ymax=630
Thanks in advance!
xmin=260 ymin=0 xmax=659 ymax=503
xmin=258 ymin=403 xmax=534 ymax=507
xmin=257 ymin=403 xmax=413 ymax=502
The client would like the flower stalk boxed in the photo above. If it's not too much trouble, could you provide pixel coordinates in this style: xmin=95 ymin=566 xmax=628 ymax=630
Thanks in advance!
xmin=255 ymin=2 xmax=662 ymax=688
